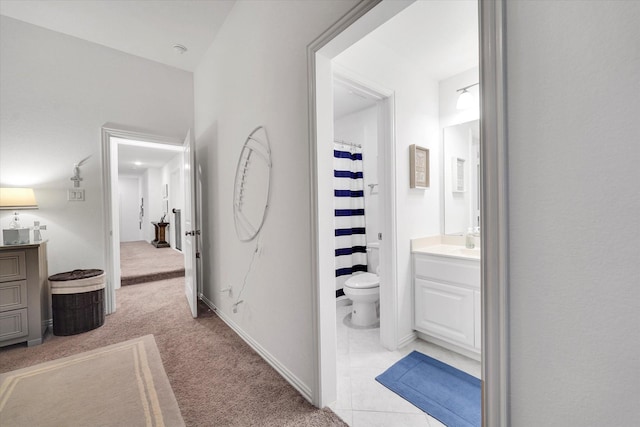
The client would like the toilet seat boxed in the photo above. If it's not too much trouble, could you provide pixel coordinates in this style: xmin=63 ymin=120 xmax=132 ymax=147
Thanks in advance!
xmin=344 ymin=272 xmax=379 ymax=289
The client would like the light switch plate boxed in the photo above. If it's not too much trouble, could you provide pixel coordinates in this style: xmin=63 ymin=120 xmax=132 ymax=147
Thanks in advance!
xmin=67 ymin=189 xmax=85 ymax=201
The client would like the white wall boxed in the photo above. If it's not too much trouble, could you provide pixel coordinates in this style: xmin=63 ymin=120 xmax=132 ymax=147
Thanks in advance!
xmin=143 ymin=168 xmax=163 ymax=243
xmin=439 ymin=68 xmax=479 ymax=130
xmin=118 ymin=175 xmax=142 ymax=242
xmin=193 ymin=0 xmax=358 ymax=399
xmin=162 ymin=153 xmax=184 ymax=249
xmin=0 ymin=16 xmax=194 ymax=276
xmin=334 ymin=36 xmax=441 ymax=344
xmin=505 ymin=2 xmax=640 ymax=425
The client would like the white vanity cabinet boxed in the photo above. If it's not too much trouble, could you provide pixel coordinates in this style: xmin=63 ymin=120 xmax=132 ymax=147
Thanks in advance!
xmin=413 ymin=250 xmax=481 ymax=358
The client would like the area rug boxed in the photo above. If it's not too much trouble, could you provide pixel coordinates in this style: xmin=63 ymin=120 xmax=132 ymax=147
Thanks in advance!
xmin=0 ymin=335 xmax=185 ymax=427
xmin=376 ymin=350 xmax=481 ymax=427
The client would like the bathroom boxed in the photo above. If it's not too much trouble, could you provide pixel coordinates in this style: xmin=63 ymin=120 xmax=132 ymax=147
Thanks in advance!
xmin=327 ymin=1 xmax=481 ymax=424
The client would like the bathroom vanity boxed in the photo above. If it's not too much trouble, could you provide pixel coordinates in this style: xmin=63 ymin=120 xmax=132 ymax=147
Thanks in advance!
xmin=412 ymin=237 xmax=480 ymax=360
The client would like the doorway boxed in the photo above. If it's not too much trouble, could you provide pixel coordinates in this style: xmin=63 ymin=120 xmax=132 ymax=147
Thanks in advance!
xmin=101 ymin=127 xmax=197 ymax=316
xmin=309 ymin=1 xmax=510 ymax=423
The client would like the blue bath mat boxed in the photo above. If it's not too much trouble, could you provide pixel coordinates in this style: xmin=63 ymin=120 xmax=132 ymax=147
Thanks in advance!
xmin=375 ymin=351 xmax=481 ymax=427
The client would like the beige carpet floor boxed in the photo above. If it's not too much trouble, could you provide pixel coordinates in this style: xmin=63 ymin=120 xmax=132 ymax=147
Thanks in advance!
xmin=0 ymin=335 xmax=185 ymax=427
xmin=120 ymin=240 xmax=185 ymax=285
xmin=0 ymin=278 xmax=346 ymax=426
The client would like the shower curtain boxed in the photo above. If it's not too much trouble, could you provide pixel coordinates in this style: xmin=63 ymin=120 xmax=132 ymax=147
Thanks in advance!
xmin=334 ymin=143 xmax=368 ymax=298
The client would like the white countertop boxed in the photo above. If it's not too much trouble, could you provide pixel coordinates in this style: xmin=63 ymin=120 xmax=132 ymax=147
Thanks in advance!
xmin=411 ymin=235 xmax=481 ymax=261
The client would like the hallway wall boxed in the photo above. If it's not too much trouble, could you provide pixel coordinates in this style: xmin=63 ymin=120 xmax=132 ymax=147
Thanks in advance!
xmin=505 ymin=2 xmax=640 ymax=424
xmin=193 ymin=0 xmax=358 ymax=399
xmin=0 ymin=16 xmax=194 ymax=276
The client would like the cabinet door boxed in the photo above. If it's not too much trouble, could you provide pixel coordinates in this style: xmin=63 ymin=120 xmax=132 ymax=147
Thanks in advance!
xmin=415 ymin=278 xmax=474 ymax=347
xmin=474 ymin=290 xmax=481 ymax=350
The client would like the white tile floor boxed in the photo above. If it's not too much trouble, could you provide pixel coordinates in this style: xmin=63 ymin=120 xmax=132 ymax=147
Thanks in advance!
xmin=329 ymin=304 xmax=481 ymax=427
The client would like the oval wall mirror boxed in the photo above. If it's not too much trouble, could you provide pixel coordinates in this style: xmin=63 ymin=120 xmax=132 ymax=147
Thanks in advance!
xmin=233 ymin=126 xmax=272 ymax=242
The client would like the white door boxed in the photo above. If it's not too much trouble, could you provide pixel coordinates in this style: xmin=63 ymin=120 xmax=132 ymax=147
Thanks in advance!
xmin=118 ymin=176 xmax=142 ymax=242
xmin=182 ymin=130 xmax=198 ymax=318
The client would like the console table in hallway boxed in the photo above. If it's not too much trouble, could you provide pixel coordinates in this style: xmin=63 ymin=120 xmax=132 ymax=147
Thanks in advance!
xmin=151 ymin=222 xmax=170 ymax=248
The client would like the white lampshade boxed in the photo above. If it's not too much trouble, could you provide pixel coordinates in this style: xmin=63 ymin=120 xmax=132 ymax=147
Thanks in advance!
xmin=0 ymin=187 xmax=38 ymax=210
xmin=456 ymin=89 xmax=475 ymax=110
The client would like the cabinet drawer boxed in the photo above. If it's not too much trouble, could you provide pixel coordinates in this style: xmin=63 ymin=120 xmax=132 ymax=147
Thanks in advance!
xmin=0 ymin=251 xmax=27 ymax=283
xmin=414 ymin=278 xmax=474 ymax=347
xmin=414 ymin=255 xmax=479 ymax=288
xmin=0 ymin=280 xmax=27 ymax=312
xmin=0 ymin=308 xmax=28 ymax=341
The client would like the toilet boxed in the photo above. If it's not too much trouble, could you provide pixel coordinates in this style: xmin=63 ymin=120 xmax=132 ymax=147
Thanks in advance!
xmin=343 ymin=243 xmax=380 ymax=327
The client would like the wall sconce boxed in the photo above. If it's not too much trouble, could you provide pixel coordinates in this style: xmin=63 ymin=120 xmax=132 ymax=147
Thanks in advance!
xmin=0 ymin=187 xmax=38 ymax=245
xmin=456 ymin=82 xmax=479 ymax=110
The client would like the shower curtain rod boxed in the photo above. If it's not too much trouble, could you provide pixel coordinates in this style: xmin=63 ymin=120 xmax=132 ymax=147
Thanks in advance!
xmin=334 ymin=138 xmax=362 ymax=148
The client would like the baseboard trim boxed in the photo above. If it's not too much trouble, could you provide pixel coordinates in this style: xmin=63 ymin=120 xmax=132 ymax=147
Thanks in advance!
xmin=416 ymin=331 xmax=481 ymax=362
xmin=199 ymin=295 xmax=313 ymax=402
xmin=397 ymin=331 xmax=417 ymax=349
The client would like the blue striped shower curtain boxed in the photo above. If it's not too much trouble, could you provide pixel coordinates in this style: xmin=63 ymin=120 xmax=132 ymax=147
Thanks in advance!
xmin=334 ymin=143 xmax=367 ymax=298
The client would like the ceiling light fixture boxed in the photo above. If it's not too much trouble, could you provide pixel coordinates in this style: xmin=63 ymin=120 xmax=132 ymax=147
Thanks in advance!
xmin=456 ymin=82 xmax=479 ymax=110
xmin=172 ymin=44 xmax=188 ymax=55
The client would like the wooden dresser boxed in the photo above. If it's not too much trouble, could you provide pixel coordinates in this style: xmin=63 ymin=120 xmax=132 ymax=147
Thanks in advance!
xmin=0 ymin=241 xmax=49 ymax=347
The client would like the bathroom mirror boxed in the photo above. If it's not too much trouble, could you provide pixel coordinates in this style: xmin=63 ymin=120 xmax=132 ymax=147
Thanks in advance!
xmin=443 ymin=120 xmax=480 ymax=235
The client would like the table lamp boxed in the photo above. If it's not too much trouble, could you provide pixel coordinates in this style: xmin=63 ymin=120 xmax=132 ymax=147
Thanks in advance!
xmin=0 ymin=187 xmax=38 ymax=245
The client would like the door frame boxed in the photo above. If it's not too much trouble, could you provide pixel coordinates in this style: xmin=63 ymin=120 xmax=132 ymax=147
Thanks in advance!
xmin=101 ymin=125 xmax=183 ymax=314
xmin=331 ymin=69 xmax=399 ymax=351
xmin=308 ymin=1 xmax=510 ymax=425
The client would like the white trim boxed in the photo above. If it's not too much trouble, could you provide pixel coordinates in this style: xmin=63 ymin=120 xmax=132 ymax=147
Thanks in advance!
xmin=307 ymin=0 xmax=420 ymax=409
xmin=331 ymin=72 xmax=399 ymax=352
xmin=397 ymin=330 xmax=417 ymax=349
xmin=307 ymin=0 xmax=386 ymax=408
xmin=199 ymin=295 xmax=313 ymax=401
xmin=415 ymin=331 xmax=480 ymax=362
xmin=479 ymin=0 xmax=510 ymax=426
xmin=377 ymin=93 xmax=399 ymax=351
xmin=101 ymin=125 xmax=182 ymax=315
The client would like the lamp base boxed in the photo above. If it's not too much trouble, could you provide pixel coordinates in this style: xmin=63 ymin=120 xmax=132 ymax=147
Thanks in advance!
xmin=3 ymin=228 xmax=30 ymax=245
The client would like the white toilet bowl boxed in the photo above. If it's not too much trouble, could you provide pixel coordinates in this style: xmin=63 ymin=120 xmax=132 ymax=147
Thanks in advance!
xmin=344 ymin=272 xmax=380 ymax=327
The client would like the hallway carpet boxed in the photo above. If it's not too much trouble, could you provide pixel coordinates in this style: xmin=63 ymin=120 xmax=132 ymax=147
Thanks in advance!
xmin=120 ymin=240 xmax=185 ymax=285
xmin=0 ymin=278 xmax=346 ymax=427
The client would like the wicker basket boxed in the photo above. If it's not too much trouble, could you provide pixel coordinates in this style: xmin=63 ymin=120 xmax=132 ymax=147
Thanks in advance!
xmin=49 ymin=269 xmax=105 ymax=336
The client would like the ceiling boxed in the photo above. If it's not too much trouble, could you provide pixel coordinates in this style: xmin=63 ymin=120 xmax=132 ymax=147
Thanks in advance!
xmin=334 ymin=0 xmax=478 ymax=118
xmin=368 ymin=0 xmax=478 ymax=82
xmin=1 ymin=0 xmax=477 ymax=164
xmin=116 ymin=139 xmax=183 ymax=176
xmin=0 ymin=0 xmax=235 ymax=72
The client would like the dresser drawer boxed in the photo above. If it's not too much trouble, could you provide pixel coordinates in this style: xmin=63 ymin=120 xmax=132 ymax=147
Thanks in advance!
xmin=0 ymin=251 xmax=27 ymax=282
xmin=0 ymin=308 xmax=29 ymax=341
xmin=414 ymin=254 xmax=480 ymax=288
xmin=0 ymin=280 xmax=27 ymax=312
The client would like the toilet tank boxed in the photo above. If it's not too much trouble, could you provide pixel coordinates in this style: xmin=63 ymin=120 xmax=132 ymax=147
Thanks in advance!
xmin=367 ymin=242 xmax=379 ymax=274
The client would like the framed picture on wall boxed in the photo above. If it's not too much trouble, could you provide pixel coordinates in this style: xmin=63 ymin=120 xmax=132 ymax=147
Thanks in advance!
xmin=410 ymin=144 xmax=430 ymax=188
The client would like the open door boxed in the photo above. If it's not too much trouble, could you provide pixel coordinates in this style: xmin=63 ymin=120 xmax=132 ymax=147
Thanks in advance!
xmin=182 ymin=130 xmax=199 ymax=317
